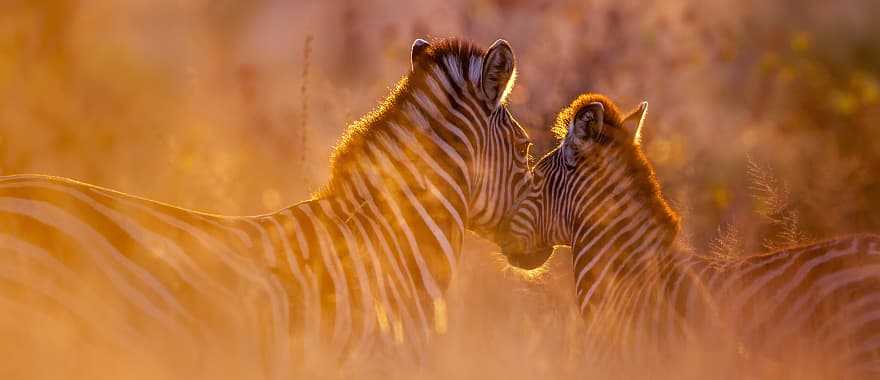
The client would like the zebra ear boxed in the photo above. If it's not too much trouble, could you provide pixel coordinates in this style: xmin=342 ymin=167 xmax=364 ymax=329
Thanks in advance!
xmin=481 ymin=39 xmax=516 ymax=108
xmin=563 ymin=102 xmax=604 ymax=168
xmin=622 ymin=101 xmax=648 ymax=145
xmin=411 ymin=39 xmax=430 ymax=71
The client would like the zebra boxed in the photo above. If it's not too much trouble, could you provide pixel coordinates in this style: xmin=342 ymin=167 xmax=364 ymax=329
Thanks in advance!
xmin=0 ymin=38 xmax=533 ymax=378
xmin=498 ymin=93 xmax=880 ymax=377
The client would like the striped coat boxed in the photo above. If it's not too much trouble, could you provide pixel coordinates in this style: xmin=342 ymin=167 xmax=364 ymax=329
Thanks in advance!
xmin=500 ymin=93 xmax=880 ymax=377
xmin=0 ymin=38 xmax=532 ymax=378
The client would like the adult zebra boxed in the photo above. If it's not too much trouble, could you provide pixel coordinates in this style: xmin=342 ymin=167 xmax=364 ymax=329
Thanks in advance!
xmin=0 ymin=38 xmax=533 ymax=379
xmin=499 ymin=93 xmax=880 ymax=378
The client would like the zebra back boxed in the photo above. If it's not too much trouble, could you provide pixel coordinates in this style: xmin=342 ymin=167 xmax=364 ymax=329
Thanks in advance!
xmin=0 ymin=37 xmax=533 ymax=379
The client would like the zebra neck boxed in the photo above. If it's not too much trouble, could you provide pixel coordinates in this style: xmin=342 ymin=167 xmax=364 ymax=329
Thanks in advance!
xmin=571 ymin=211 xmax=680 ymax=318
xmin=572 ymin=229 xmax=723 ymax=344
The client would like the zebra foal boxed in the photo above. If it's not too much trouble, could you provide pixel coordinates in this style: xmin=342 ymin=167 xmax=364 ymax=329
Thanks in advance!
xmin=499 ymin=93 xmax=880 ymax=378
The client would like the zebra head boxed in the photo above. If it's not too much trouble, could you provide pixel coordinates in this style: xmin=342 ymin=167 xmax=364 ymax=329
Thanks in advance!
xmin=408 ymin=38 xmax=533 ymax=241
xmin=499 ymin=93 xmax=659 ymax=269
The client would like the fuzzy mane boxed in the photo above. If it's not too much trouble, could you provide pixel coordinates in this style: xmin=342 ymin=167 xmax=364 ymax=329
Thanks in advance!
xmin=556 ymin=93 xmax=682 ymax=233
xmin=319 ymin=38 xmax=486 ymax=197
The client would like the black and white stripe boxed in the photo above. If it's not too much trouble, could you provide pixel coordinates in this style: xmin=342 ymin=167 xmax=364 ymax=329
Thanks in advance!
xmin=0 ymin=38 xmax=532 ymax=378
xmin=500 ymin=93 xmax=880 ymax=377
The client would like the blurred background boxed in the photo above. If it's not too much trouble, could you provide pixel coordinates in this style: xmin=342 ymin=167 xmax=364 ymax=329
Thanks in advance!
xmin=0 ymin=0 xmax=878 ymax=378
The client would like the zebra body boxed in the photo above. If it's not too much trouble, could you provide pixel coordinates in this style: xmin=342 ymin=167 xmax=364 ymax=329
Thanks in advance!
xmin=500 ymin=93 xmax=880 ymax=376
xmin=0 ymin=38 xmax=532 ymax=378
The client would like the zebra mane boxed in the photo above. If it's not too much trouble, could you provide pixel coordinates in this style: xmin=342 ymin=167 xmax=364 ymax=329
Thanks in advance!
xmin=320 ymin=38 xmax=486 ymax=198
xmin=555 ymin=93 xmax=682 ymax=234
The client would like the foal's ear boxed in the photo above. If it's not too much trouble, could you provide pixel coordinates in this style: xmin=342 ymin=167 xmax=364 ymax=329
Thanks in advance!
xmin=411 ymin=38 xmax=431 ymax=71
xmin=622 ymin=101 xmax=648 ymax=145
xmin=563 ymin=102 xmax=604 ymax=168
xmin=481 ymin=39 xmax=516 ymax=109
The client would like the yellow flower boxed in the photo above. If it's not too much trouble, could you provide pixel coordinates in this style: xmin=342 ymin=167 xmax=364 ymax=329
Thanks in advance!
xmin=851 ymin=73 xmax=879 ymax=105
xmin=790 ymin=32 xmax=811 ymax=53
xmin=830 ymin=90 xmax=858 ymax=116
